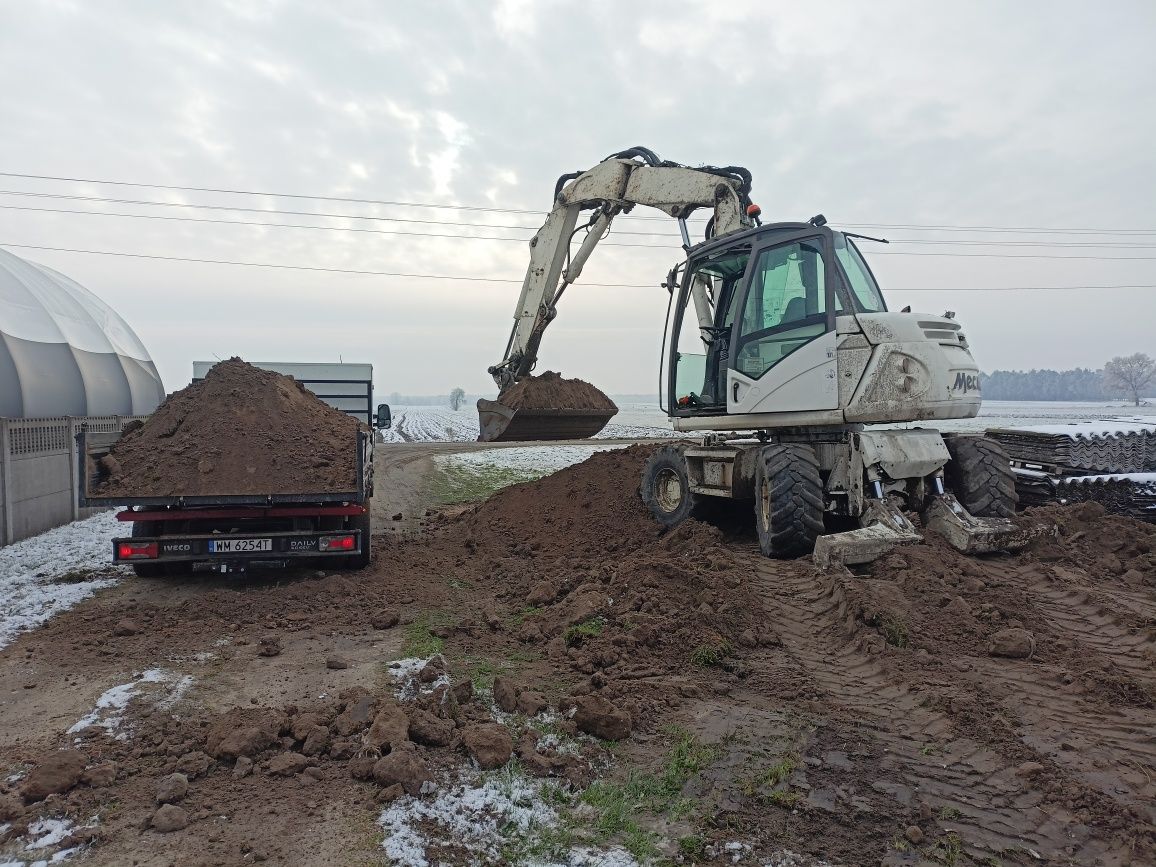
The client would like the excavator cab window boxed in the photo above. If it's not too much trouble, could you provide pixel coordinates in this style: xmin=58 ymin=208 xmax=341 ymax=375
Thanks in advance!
xmin=669 ymin=248 xmax=750 ymax=413
xmin=833 ymin=233 xmax=887 ymax=314
xmin=733 ymin=238 xmax=828 ymax=381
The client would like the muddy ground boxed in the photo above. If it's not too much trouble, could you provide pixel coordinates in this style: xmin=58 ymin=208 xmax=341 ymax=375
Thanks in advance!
xmin=1 ymin=443 xmax=1154 ymax=866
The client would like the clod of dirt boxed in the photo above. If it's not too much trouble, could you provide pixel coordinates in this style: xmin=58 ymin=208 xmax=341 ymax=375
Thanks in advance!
xmin=266 ymin=753 xmax=309 ymax=777
xmin=92 ymin=358 xmax=362 ymax=497
xmin=364 ymin=702 xmax=409 ymax=754
xmin=0 ymin=793 xmax=23 ymax=821
xmin=370 ymin=609 xmax=400 ymax=630
xmin=155 ymin=773 xmax=188 ymax=804
xmin=988 ymin=627 xmax=1036 ymax=659
xmin=376 ymin=783 xmax=404 ymax=804
xmin=232 ymin=757 xmax=253 ymax=778
xmin=516 ymin=691 xmax=547 ymax=717
xmin=461 ymin=723 xmax=513 ymax=770
xmin=205 ymin=709 xmax=284 ymax=760
xmin=151 ymin=804 xmax=188 ymax=833
xmin=572 ymin=694 xmax=632 ymax=741
xmin=21 ymin=749 xmax=87 ymax=803
xmin=333 ymin=693 xmax=377 ymax=737
xmin=492 ymin=677 xmax=518 ymax=713
xmin=325 ymin=655 xmax=350 ymax=670
xmin=905 ymin=826 xmax=924 ymax=845
xmin=371 ymin=748 xmax=432 ymax=795
xmin=301 ymin=727 xmax=330 ymax=757
xmin=526 ymin=580 xmax=560 ymax=606
xmin=407 ymin=710 xmax=454 ymax=747
xmin=175 ymin=751 xmax=212 ymax=779
xmin=112 ymin=618 xmax=140 ymax=637
xmin=257 ymin=636 xmax=282 ymax=658
xmin=495 ymin=371 xmax=617 ymax=413
xmin=81 ymin=763 xmax=116 ymax=787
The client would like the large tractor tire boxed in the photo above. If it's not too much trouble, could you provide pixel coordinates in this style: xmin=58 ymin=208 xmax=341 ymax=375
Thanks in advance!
xmin=944 ymin=435 xmax=1018 ymax=518
xmin=130 ymin=521 xmax=166 ymax=578
xmin=341 ymin=510 xmax=372 ymax=570
xmin=754 ymin=444 xmax=825 ymax=559
xmin=640 ymin=445 xmax=703 ymax=529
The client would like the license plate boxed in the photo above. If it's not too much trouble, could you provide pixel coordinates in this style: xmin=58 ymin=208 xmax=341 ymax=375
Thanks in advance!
xmin=208 ymin=538 xmax=272 ymax=554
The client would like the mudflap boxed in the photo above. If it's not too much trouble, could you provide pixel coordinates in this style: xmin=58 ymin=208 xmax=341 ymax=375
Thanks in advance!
xmin=923 ymin=494 xmax=1037 ymax=554
xmin=476 ymin=399 xmax=616 ymax=442
xmin=813 ymin=500 xmax=923 ymax=570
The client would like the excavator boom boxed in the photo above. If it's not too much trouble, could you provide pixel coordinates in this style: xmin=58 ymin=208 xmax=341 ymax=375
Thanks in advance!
xmin=479 ymin=147 xmax=758 ymax=442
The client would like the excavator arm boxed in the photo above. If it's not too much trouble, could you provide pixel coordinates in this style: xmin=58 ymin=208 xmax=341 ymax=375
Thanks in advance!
xmin=487 ymin=148 xmax=760 ymax=393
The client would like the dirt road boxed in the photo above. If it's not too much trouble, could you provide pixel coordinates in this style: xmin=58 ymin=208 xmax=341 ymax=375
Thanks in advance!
xmin=0 ymin=443 xmax=1153 ymax=866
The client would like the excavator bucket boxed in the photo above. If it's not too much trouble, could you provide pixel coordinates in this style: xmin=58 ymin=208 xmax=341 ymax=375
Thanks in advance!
xmin=477 ymin=399 xmax=616 ymax=442
xmin=476 ymin=372 xmax=619 ymax=443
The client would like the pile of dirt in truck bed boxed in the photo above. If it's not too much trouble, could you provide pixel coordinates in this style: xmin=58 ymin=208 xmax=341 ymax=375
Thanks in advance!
xmin=92 ymin=358 xmax=362 ymax=497
xmin=496 ymin=370 xmax=617 ymax=412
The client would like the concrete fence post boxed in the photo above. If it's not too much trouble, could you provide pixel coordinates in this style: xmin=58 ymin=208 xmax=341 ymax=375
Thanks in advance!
xmin=68 ymin=416 xmax=79 ymax=521
xmin=0 ymin=418 xmax=11 ymax=546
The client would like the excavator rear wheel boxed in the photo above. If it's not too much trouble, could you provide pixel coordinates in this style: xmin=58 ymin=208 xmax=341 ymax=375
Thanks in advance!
xmin=944 ymin=435 xmax=1018 ymax=518
xmin=641 ymin=446 xmax=703 ymax=529
xmin=754 ymin=444 xmax=825 ymax=559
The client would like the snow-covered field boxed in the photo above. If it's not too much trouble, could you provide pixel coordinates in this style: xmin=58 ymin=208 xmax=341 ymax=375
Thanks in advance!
xmin=381 ymin=403 xmax=678 ymax=443
xmin=0 ymin=511 xmax=124 ymax=651
xmin=384 ymin=400 xmax=1156 ymax=443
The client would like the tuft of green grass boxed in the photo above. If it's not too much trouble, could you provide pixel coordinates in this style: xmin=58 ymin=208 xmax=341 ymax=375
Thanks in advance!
xmin=577 ymin=727 xmax=722 ymax=861
xmin=938 ymin=805 xmax=962 ymax=820
xmin=678 ymin=834 xmax=707 ymax=860
xmin=430 ymin=461 xmax=542 ymax=505
xmin=931 ymin=832 xmax=964 ymax=866
xmin=690 ymin=639 xmax=733 ymax=668
xmin=766 ymin=790 xmax=803 ymax=808
xmin=563 ymin=617 xmax=604 ymax=647
xmin=400 ymin=612 xmax=449 ymax=658
xmin=879 ymin=612 xmax=910 ymax=648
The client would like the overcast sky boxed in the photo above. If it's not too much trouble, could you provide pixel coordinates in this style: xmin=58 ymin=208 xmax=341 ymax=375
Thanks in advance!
xmin=1 ymin=0 xmax=1154 ymax=397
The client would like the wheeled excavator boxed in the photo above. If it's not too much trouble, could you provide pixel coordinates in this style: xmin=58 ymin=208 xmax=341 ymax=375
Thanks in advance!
xmin=480 ymin=147 xmax=1026 ymax=566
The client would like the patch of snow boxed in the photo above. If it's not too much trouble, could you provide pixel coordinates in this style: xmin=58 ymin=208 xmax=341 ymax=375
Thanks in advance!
xmin=555 ymin=848 xmax=641 ymax=866
xmin=378 ymin=768 xmax=558 ymax=866
xmin=387 ymin=656 xmax=448 ymax=701
xmin=67 ymin=669 xmax=189 ymax=737
xmin=439 ymin=444 xmax=620 ymax=477
xmin=0 ymin=512 xmax=124 ymax=650
xmin=24 ymin=819 xmax=73 ymax=851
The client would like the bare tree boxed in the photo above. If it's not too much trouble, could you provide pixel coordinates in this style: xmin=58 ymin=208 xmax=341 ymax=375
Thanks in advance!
xmin=1103 ymin=353 xmax=1155 ymax=406
xmin=448 ymin=387 xmax=466 ymax=411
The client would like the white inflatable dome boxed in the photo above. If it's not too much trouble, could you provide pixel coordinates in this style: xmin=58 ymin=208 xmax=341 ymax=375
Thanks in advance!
xmin=0 ymin=248 xmax=165 ymax=418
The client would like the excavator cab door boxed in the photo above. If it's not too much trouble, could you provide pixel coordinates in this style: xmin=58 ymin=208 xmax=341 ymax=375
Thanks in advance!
xmin=726 ymin=231 xmax=839 ymax=415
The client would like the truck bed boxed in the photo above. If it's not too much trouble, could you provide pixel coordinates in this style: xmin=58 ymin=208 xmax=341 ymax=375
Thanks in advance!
xmin=76 ymin=428 xmax=373 ymax=508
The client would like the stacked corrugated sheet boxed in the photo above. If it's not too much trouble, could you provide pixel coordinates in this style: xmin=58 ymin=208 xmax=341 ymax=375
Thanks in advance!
xmin=987 ymin=420 xmax=1156 ymax=474
xmin=1054 ymin=473 xmax=1156 ymax=521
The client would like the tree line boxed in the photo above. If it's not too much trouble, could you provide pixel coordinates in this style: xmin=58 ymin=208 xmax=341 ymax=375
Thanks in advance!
xmin=981 ymin=353 xmax=1154 ymax=405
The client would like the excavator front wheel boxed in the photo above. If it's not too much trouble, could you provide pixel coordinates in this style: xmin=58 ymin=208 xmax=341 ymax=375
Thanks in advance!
xmin=944 ymin=435 xmax=1018 ymax=518
xmin=754 ymin=444 xmax=825 ymax=559
xmin=641 ymin=446 xmax=702 ymax=529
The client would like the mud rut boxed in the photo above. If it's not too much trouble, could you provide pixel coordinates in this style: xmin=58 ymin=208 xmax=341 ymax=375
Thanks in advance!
xmin=1 ymin=443 xmax=1153 ymax=867
xmin=740 ymin=555 xmax=1154 ymax=863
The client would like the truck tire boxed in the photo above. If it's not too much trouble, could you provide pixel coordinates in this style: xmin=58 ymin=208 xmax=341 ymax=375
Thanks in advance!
xmin=341 ymin=510 xmax=372 ymax=570
xmin=640 ymin=445 xmax=702 ymax=529
xmin=944 ymin=435 xmax=1018 ymax=518
xmin=754 ymin=444 xmax=825 ymax=559
xmin=130 ymin=521 xmax=166 ymax=578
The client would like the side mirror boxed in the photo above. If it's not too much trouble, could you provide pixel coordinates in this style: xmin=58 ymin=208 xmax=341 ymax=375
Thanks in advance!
xmin=376 ymin=403 xmax=392 ymax=430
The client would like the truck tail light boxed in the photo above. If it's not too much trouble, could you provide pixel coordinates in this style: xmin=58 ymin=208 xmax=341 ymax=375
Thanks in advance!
xmin=319 ymin=534 xmax=356 ymax=552
xmin=118 ymin=541 xmax=158 ymax=560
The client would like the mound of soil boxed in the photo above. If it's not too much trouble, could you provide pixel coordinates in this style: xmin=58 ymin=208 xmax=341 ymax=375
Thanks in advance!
xmin=496 ymin=371 xmax=617 ymax=412
xmin=93 ymin=358 xmax=362 ymax=497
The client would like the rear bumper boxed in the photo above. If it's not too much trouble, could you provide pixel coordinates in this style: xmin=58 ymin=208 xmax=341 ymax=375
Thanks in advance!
xmin=113 ymin=529 xmax=364 ymax=565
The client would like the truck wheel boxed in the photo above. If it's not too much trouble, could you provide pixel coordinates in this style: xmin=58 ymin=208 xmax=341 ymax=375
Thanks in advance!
xmin=341 ymin=510 xmax=372 ymax=570
xmin=944 ymin=436 xmax=1018 ymax=518
xmin=640 ymin=446 xmax=702 ymax=529
xmin=130 ymin=521 xmax=166 ymax=578
xmin=754 ymin=444 xmax=825 ymax=559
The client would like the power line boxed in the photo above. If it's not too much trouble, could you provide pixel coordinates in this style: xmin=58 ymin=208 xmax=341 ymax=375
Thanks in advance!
xmin=6 ymin=202 xmax=1156 ymax=256
xmin=2 ymin=171 xmax=1155 ymax=235
xmin=3 ymin=242 xmax=1155 ymax=291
